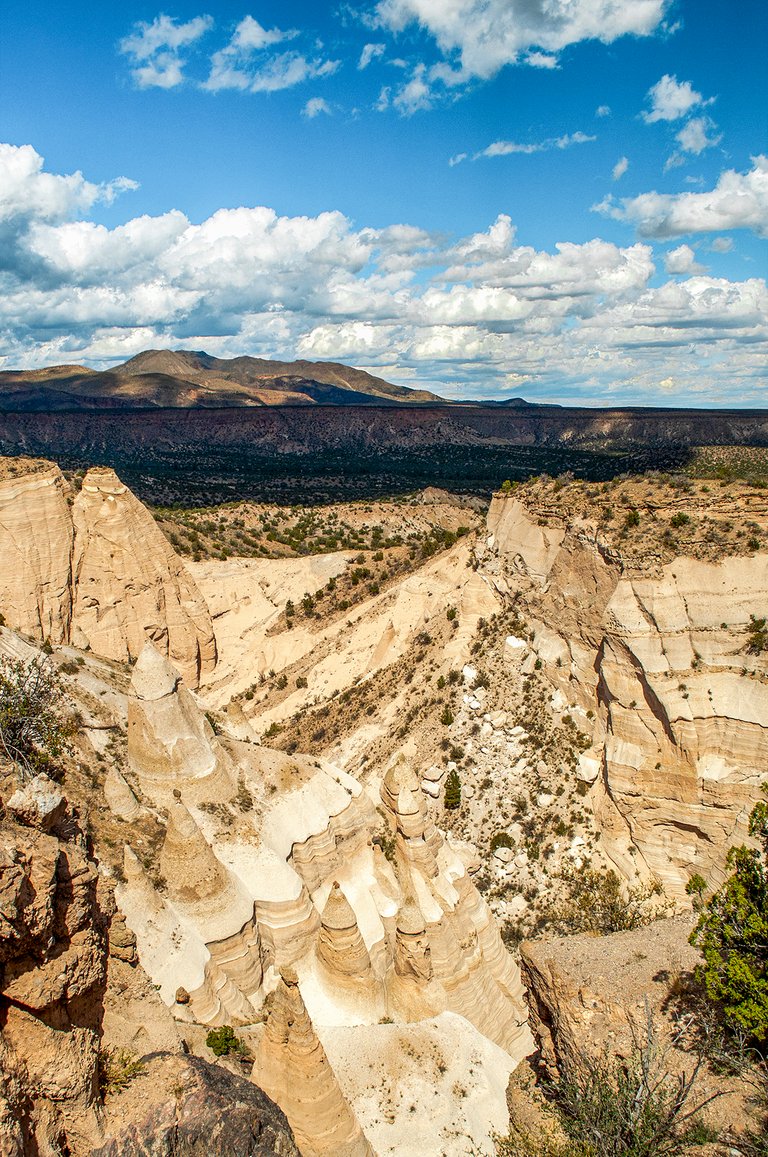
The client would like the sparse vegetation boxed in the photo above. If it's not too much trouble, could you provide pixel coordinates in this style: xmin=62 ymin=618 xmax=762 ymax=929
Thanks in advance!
xmin=543 ymin=867 xmax=670 ymax=936
xmin=690 ymin=786 xmax=768 ymax=1045
xmin=205 ymin=1024 xmax=250 ymax=1059
xmin=496 ymin=1011 xmax=720 ymax=1157
xmin=0 ymin=655 xmax=75 ymax=780
xmin=98 ymin=1047 xmax=146 ymax=1096
xmin=746 ymin=616 xmax=768 ymax=655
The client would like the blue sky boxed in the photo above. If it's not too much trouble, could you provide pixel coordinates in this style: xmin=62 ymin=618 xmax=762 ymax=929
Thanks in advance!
xmin=1 ymin=0 xmax=766 ymax=404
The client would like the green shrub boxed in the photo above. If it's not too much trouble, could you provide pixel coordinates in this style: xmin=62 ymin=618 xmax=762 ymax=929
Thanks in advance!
xmin=0 ymin=655 xmax=75 ymax=780
xmin=746 ymin=616 xmax=768 ymax=655
xmin=545 ymin=868 xmax=670 ymax=936
xmin=496 ymin=1012 xmax=720 ymax=1157
xmin=440 ymin=706 xmax=454 ymax=726
xmin=690 ymin=786 xmax=768 ymax=1044
xmin=490 ymin=831 xmax=513 ymax=852
xmin=98 ymin=1047 xmax=146 ymax=1096
xmin=206 ymin=1025 xmax=248 ymax=1058
xmin=670 ymin=512 xmax=690 ymax=528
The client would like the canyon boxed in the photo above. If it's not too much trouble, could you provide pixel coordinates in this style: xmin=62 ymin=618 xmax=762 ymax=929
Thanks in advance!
xmin=0 ymin=455 xmax=765 ymax=1154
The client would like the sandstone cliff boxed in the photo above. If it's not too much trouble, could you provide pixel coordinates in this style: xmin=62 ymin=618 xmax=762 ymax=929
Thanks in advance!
xmin=0 ymin=457 xmax=73 ymax=642
xmin=0 ymin=458 xmax=216 ymax=687
xmin=0 ymin=785 xmax=107 ymax=1155
xmin=481 ymin=482 xmax=768 ymax=896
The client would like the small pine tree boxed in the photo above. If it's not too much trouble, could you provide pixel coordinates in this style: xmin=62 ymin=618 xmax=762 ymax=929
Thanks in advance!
xmin=690 ymin=786 xmax=768 ymax=1043
xmin=444 ymin=767 xmax=461 ymax=810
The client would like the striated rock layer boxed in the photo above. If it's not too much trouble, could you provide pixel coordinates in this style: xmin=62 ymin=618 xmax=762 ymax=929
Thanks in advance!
xmin=71 ymin=467 xmax=216 ymax=686
xmin=482 ymin=492 xmax=768 ymax=894
xmin=254 ymin=969 xmax=373 ymax=1157
xmin=0 ymin=457 xmax=216 ymax=687
xmin=115 ymin=648 xmax=534 ymax=1152
xmin=0 ymin=458 xmax=73 ymax=642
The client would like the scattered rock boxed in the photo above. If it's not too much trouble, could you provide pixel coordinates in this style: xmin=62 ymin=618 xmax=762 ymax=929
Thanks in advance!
xmin=6 ymin=774 xmax=66 ymax=831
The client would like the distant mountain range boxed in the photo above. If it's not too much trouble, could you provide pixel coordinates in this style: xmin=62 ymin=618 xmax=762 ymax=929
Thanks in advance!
xmin=0 ymin=349 xmax=555 ymax=411
xmin=0 ymin=349 xmax=547 ymax=411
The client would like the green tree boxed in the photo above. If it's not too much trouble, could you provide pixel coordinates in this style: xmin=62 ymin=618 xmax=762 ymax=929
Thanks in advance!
xmin=690 ymin=786 xmax=768 ymax=1043
xmin=0 ymin=655 xmax=75 ymax=780
xmin=444 ymin=767 xmax=461 ymax=810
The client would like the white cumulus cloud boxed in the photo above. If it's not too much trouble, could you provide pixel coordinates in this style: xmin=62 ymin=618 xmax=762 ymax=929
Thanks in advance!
xmin=374 ymin=0 xmax=670 ymax=81
xmin=119 ymin=14 xmax=213 ymax=89
xmin=2 ymin=143 xmax=765 ymax=406
xmin=594 ymin=156 xmax=768 ymax=238
xmin=0 ymin=143 xmax=136 ymax=228
xmin=664 ymin=243 xmax=705 ymax=274
xmin=675 ymin=115 xmax=722 ymax=155
xmin=642 ymin=73 xmax=712 ymax=123
xmin=612 ymin=156 xmax=629 ymax=180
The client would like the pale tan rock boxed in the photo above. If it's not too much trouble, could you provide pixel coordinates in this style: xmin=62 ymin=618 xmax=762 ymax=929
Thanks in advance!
xmin=159 ymin=799 xmax=253 ymax=938
xmin=317 ymin=882 xmax=374 ymax=979
xmin=0 ymin=459 xmax=73 ymax=643
xmin=486 ymin=496 xmax=565 ymax=582
xmin=127 ymin=644 xmax=234 ymax=805
xmin=103 ymin=765 xmax=143 ymax=821
xmin=6 ymin=773 xmax=66 ymax=831
xmin=486 ymin=492 xmax=768 ymax=897
xmin=71 ymin=467 xmax=216 ymax=687
xmin=253 ymin=968 xmax=373 ymax=1157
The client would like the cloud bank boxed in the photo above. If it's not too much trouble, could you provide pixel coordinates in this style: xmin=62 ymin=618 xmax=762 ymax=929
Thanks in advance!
xmin=1 ymin=144 xmax=765 ymax=406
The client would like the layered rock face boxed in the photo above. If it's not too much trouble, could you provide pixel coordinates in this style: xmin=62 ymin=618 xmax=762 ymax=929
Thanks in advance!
xmin=0 ymin=458 xmax=73 ymax=642
xmin=116 ymin=646 xmax=533 ymax=1153
xmin=255 ymin=969 xmax=372 ymax=1157
xmin=127 ymin=644 xmax=234 ymax=804
xmin=482 ymin=492 xmax=768 ymax=894
xmin=71 ymin=468 xmax=216 ymax=686
xmin=0 ymin=458 xmax=215 ymax=687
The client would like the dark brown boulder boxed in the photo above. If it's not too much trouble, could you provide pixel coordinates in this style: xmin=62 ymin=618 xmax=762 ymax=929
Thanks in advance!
xmin=92 ymin=1052 xmax=299 ymax=1157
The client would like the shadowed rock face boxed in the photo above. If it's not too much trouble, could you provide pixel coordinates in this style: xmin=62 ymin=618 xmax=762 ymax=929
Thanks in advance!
xmin=91 ymin=1053 xmax=299 ymax=1157
xmin=0 ymin=791 xmax=108 ymax=1156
